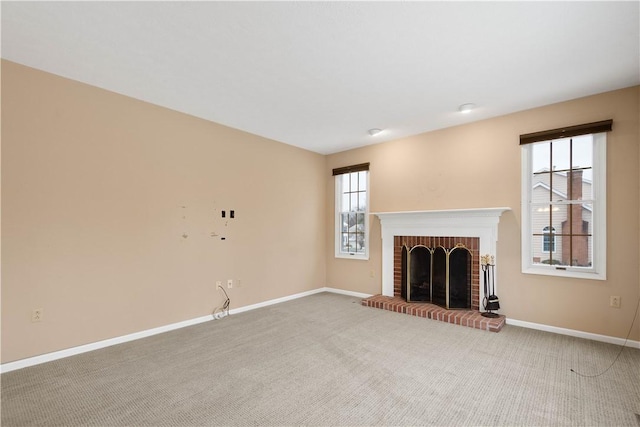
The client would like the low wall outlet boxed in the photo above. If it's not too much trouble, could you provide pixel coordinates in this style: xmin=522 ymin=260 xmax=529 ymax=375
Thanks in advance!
xmin=216 ymin=281 xmax=222 ymax=289
xmin=227 ymin=279 xmax=233 ymax=289
xmin=610 ymin=296 xmax=621 ymax=308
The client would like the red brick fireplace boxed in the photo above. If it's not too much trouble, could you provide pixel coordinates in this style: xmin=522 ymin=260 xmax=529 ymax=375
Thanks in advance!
xmin=363 ymin=208 xmax=510 ymax=332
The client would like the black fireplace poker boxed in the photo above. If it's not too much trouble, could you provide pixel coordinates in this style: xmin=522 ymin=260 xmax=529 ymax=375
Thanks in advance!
xmin=481 ymin=254 xmax=500 ymax=318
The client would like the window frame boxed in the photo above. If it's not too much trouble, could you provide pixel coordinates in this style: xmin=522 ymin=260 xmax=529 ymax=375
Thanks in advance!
xmin=521 ymin=130 xmax=607 ymax=280
xmin=334 ymin=166 xmax=370 ymax=260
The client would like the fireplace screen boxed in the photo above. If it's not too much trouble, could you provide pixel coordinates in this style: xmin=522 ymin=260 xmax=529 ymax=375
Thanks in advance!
xmin=402 ymin=244 xmax=472 ymax=309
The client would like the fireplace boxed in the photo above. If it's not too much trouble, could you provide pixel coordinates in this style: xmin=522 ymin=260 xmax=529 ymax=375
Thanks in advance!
xmin=401 ymin=240 xmax=475 ymax=309
xmin=374 ymin=208 xmax=509 ymax=311
xmin=364 ymin=208 xmax=510 ymax=331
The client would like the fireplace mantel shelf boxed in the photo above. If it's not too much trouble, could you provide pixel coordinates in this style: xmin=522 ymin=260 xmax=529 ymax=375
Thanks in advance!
xmin=373 ymin=207 xmax=511 ymax=300
xmin=373 ymin=207 xmax=511 ymax=221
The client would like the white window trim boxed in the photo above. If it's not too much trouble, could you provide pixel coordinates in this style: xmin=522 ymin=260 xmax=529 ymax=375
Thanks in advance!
xmin=335 ymin=172 xmax=369 ymax=260
xmin=521 ymin=132 xmax=606 ymax=280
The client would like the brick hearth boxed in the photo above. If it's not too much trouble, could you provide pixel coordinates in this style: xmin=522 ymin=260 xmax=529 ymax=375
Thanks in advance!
xmin=362 ymin=294 xmax=506 ymax=332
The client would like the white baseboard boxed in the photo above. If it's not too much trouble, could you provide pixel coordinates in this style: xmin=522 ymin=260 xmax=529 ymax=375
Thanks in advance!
xmin=0 ymin=287 xmax=366 ymax=373
xmin=0 ymin=314 xmax=213 ymax=374
xmin=227 ymin=288 xmax=325 ymax=315
xmin=505 ymin=318 xmax=640 ymax=349
xmin=10 ymin=289 xmax=632 ymax=373
xmin=323 ymin=287 xmax=373 ymax=299
xmin=227 ymin=287 xmax=371 ymax=316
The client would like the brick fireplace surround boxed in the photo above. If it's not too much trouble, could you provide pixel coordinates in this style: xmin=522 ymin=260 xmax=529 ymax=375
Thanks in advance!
xmin=364 ymin=208 xmax=510 ymax=332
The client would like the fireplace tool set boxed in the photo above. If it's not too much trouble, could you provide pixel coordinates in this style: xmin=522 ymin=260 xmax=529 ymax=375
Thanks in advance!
xmin=481 ymin=254 xmax=500 ymax=318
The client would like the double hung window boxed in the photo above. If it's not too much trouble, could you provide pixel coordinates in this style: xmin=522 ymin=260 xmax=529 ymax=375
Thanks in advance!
xmin=521 ymin=120 xmax=611 ymax=279
xmin=334 ymin=163 xmax=369 ymax=260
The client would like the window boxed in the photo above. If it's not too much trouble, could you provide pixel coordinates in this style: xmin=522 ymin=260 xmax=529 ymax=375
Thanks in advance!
xmin=542 ymin=226 xmax=556 ymax=253
xmin=333 ymin=163 xmax=369 ymax=259
xmin=521 ymin=120 xmax=611 ymax=280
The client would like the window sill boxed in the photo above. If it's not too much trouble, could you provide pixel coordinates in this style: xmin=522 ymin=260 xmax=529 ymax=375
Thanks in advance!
xmin=522 ymin=266 xmax=606 ymax=281
xmin=335 ymin=253 xmax=369 ymax=261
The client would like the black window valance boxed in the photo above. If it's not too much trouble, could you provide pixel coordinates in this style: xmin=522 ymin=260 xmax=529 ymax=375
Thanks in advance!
xmin=519 ymin=119 xmax=612 ymax=145
xmin=332 ymin=162 xmax=370 ymax=176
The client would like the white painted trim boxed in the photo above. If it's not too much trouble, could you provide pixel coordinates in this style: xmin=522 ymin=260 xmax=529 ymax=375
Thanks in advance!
xmin=226 ymin=288 xmax=325 ymax=315
xmin=323 ymin=287 xmax=373 ymax=299
xmin=8 ymin=288 xmax=632 ymax=373
xmin=374 ymin=208 xmax=510 ymax=301
xmin=0 ymin=287 xmax=368 ymax=373
xmin=0 ymin=314 xmax=213 ymax=373
xmin=506 ymin=318 xmax=640 ymax=349
xmin=334 ymin=171 xmax=370 ymax=260
xmin=520 ymin=133 xmax=607 ymax=280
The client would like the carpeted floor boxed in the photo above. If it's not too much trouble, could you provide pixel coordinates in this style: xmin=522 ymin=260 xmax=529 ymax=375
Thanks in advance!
xmin=2 ymin=292 xmax=639 ymax=426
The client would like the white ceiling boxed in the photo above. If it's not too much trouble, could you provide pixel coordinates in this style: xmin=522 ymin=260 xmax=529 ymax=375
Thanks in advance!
xmin=2 ymin=1 xmax=639 ymax=155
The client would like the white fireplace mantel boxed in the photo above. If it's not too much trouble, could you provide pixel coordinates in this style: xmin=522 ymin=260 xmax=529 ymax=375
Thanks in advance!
xmin=373 ymin=207 xmax=510 ymax=300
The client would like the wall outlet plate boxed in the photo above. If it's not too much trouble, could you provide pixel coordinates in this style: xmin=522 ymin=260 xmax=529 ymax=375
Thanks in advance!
xmin=610 ymin=296 xmax=621 ymax=308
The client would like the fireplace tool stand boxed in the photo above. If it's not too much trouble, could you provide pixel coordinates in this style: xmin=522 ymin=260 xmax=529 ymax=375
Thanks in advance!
xmin=481 ymin=254 xmax=500 ymax=318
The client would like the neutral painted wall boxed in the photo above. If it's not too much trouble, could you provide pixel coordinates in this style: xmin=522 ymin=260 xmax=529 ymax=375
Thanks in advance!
xmin=326 ymin=86 xmax=640 ymax=341
xmin=1 ymin=61 xmax=327 ymax=363
xmin=3 ymin=60 xmax=638 ymax=364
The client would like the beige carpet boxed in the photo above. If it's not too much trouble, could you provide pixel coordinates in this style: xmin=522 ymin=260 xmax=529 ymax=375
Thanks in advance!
xmin=2 ymin=292 xmax=639 ymax=426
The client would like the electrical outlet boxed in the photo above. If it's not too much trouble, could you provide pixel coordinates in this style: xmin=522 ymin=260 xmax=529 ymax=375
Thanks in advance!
xmin=370 ymin=270 xmax=375 ymax=278
xmin=610 ymin=296 xmax=621 ymax=308
xmin=32 ymin=308 xmax=43 ymax=322
xmin=216 ymin=280 xmax=222 ymax=290
xmin=227 ymin=279 xmax=233 ymax=289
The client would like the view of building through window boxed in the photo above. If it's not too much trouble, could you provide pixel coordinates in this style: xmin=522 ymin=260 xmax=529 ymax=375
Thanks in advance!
xmin=338 ymin=171 xmax=367 ymax=255
xmin=530 ymin=135 xmax=593 ymax=267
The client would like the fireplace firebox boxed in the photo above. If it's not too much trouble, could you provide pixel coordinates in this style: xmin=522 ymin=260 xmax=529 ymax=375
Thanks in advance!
xmin=401 ymin=243 xmax=472 ymax=309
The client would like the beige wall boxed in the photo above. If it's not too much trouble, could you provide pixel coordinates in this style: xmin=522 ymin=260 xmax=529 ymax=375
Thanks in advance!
xmin=1 ymin=61 xmax=327 ymax=363
xmin=326 ymin=86 xmax=640 ymax=341
xmin=2 ymin=60 xmax=638 ymax=365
